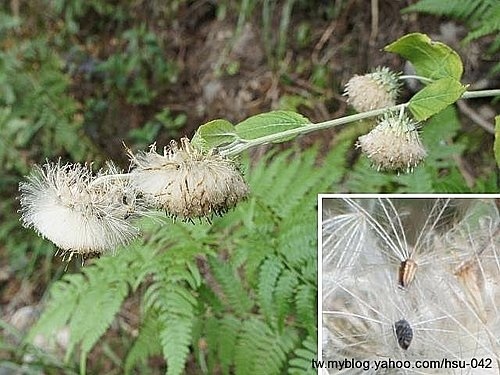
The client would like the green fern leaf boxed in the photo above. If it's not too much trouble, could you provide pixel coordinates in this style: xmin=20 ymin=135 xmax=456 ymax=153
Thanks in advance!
xmin=69 ymin=265 xmax=129 ymax=354
xmin=217 ymin=316 xmax=242 ymax=375
xmin=257 ymin=256 xmax=283 ymax=322
xmin=274 ymin=270 xmax=299 ymax=329
xmin=124 ymin=313 xmax=162 ymax=374
xmin=288 ymin=335 xmax=317 ymax=375
xmin=28 ymin=274 xmax=85 ymax=342
xmin=295 ymin=284 xmax=317 ymax=336
xmin=208 ymin=257 xmax=253 ymax=317
xmin=159 ymin=315 xmax=194 ymax=375
xmin=234 ymin=318 xmax=299 ymax=375
xmin=403 ymin=0 xmax=496 ymax=20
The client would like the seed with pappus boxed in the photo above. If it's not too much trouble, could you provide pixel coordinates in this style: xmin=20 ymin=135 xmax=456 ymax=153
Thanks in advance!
xmin=344 ymin=67 xmax=400 ymax=112
xmin=128 ymin=138 xmax=249 ymax=219
xmin=357 ymin=113 xmax=426 ymax=173
xmin=322 ymin=198 xmax=500 ymax=370
xmin=19 ymin=162 xmax=143 ymax=259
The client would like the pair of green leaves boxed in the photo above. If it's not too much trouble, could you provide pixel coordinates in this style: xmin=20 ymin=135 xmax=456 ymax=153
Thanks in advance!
xmin=385 ymin=33 xmax=466 ymax=121
xmin=191 ymin=111 xmax=310 ymax=151
xmin=192 ymin=33 xmax=469 ymax=152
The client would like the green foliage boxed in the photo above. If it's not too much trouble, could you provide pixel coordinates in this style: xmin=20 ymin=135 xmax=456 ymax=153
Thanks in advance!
xmin=0 ymin=8 xmax=94 ymax=270
xmin=191 ymin=119 xmax=237 ymax=151
xmin=128 ymin=108 xmax=186 ymax=149
xmin=235 ymin=111 xmax=311 ymax=141
xmin=385 ymin=32 xmax=464 ymax=80
xmin=28 ymin=144 xmax=347 ymax=374
xmin=403 ymin=0 xmax=500 ymax=72
xmin=288 ymin=335 xmax=317 ymax=375
xmin=96 ymin=24 xmax=179 ymax=105
xmin=124 ymin=312 xmax=163 ymax=374
xmin=408 ymin=77 xmax=466 ymax=120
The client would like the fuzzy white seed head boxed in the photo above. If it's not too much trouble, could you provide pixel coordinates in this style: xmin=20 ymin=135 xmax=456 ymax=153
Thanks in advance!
xmin=357 ymin=113 xmax=427 ymax=173
xmin=344 ymin=67 xmax=400 ymax=112
xmin=129 ymin=138 xmax=249 ymax=219
xmin=19 ymin=162 xmax=142 ymax=258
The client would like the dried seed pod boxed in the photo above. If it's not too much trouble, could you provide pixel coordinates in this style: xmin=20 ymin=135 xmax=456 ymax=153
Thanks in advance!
xmin=394 ymin=319 xmax=413 ymax=350
xmin=129 ymin=138 xmax=249 ymax=219
xmin=398 ymin=259 xmax=418 ymax=289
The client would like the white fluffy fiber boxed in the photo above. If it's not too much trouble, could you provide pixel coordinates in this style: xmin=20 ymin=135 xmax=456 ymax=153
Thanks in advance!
xmin=19 ymin=162 xmax=140 ymax=256
xmin=128 ymin=138 xmax=249 ymax=219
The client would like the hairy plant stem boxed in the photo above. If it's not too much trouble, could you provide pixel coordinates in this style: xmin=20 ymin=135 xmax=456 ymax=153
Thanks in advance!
xmin=219 ymin=89 xmax=500 ymax=157
xmin=219 ymin=104 xmax=408 ymax=157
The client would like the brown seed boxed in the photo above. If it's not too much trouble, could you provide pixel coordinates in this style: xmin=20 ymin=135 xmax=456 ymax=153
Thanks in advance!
xmin=398 ymin=259 xmax=418 ymax=289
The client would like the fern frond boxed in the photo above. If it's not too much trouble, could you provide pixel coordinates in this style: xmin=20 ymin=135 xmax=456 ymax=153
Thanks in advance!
xmin=288 ymin=335 xmax=317 ymax=375
xmin=124 ymin=312 xmax=162 ymax=374
xmin=141 ymin=240 xmax=205 ymax=375
xmin=294 ymin=284 xmax=317 ymax=337
xmin=217 ymin=316 xmax=242 ymax=374
xmin=257 ymin=256 xmax=284 ymax=322
xmin=29 ymin=245 xmax=153 ymax=367
xmin=234 ymin=318 xmax=299 ymax=375
xmin=403 ymin=0 xmax=496 ymax=21
xmin=28 ymin=274 xmax=86 ymax=342
xmin=274 ymin=269 xmax=300 ymax=328
xmin=202 ymin=315 xmax=242 ymax=375
xmin=208 ymin=256 xmax=253 ymax=317
xmin=143 ymin=278 xmax=197 ymax=375
xmin=69 ymin=258 xmax=133 ymax=355
xmin=277 ymin=209 xmax=315 ymax=271
xmin=159 ymin=314 xmax=194 ymax=375
xmin=463 ymin=3 xmax=500 ymax=42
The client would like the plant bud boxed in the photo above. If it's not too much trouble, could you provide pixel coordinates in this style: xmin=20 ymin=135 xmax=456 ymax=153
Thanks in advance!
xmin=357 ymin=113 xmax=426 ymax=173
xmin=344 ymin=67 xmax=400 ymax=112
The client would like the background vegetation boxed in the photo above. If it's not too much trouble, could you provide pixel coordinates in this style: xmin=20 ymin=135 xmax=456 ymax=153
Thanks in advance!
xmin=0 ymin=0 xmax=498 ymax=374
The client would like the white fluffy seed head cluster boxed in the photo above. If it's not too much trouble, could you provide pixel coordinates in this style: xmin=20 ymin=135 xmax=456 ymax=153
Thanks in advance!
xmin=128 ymin=137 xmax=249 ymax=219
xmin=357 ymin=113 xmax=427 ymax=173
xmin=19 ymin=162 xmax=143 ymax=259
xmin=322 ymin=198 xmax=500 ymax=373
xmin=344 ymin=67 xmax=401 ymax=112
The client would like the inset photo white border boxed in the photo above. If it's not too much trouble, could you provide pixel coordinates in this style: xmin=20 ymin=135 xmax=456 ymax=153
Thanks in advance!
xmin=317 ymin=194 xmax=500 ymax=374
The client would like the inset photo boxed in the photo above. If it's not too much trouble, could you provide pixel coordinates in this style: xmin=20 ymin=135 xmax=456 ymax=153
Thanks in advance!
xmin=318 ymin=195 xmax=500 ymax=374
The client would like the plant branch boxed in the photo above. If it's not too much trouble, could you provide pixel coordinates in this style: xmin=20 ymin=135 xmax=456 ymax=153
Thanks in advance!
xmin=462 ymin=89 xmax=500 ymax=99
xmin=219 ymin=88 xmax=500 ymax=157
xmin=220 ymin=103 xmax=408 ymax=157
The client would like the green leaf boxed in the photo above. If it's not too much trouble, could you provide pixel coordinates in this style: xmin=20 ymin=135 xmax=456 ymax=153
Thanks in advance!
xmin=191 ymin=119 xmax=238 ymax=151
xmin=408 ymin=77 xmax=466 ymax=120
xmin=235 ymin=111 xmax=310 ymax=142
xmin=495 ymin=115 xmax=500 ymax=167
xmin=384 ymin=33 xmax=463 ymax=80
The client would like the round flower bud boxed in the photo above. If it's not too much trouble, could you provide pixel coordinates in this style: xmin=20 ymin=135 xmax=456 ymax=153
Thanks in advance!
xmin=129 ymin=138 xmax=249 ymax=219
xmin=344 ymin=67 xmax=400 ymax=112
xmin=19 ymin=162 xmax=143 ymax=259
xmin=357 ymin=113 xmax=426 ymax=173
